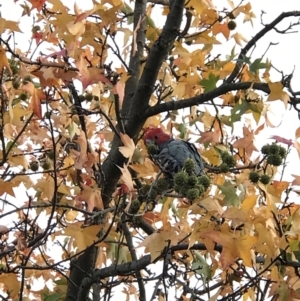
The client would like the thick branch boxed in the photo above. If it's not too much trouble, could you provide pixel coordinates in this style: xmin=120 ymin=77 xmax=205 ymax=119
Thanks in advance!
xmin=101 ymin=0 xmax=185 ymax=208
xmin=143 ymin=82 xmax=270 ymax=118
xmin=123 ymin=0 xmax=147 ymax=113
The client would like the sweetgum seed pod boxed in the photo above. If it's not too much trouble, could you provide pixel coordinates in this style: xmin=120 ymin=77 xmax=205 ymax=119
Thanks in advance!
xmin=184 ymin=158 xmax=195 ymax=174
xmin=198 ymin=176 xmax=211 ymax=189
xmin=186 ymin=188 xmax=200 ymax=200
xmin=249 ymin=171 xmax=260 ymax=183
xmin=174 ymin=171 xmax=188 ymax=186
xmin=260 ymin=174 xmax=271 ymax=185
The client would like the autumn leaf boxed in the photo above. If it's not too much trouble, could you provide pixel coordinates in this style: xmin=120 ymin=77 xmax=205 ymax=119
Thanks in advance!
xmin=75 ymin=184 xmax=104 ymax=212
xmin=0 ymin=274 xmax=20 ymax=298
xmin=28 ymin=0 xmax=46 ymax=11
xmin=63 ymin=222 xmax=102 ymax=252
xmin=0 ymin=45 xmax=12 ymax=75
xmin=233 ymin=126 xmax=258 ymax=157
xmin=20 ymin=82 xmax=45 ymax=119
xmin=267 ymin=82 xmax=290 ymax=108
xmin=118 ymin=133 xmax=135 ymax=162
xmin=202 ymin=229 xmax=257 ymax=269
xmin=116 ymin=164 xmax=134 ymax=191
xmin=0 ymin=179 xmax=15 ymax=197
xmin=75 ymin=55 xmax=112 ymax=90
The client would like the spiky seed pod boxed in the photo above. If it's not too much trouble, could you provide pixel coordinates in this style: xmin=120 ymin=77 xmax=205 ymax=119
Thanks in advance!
xmin=260 ymin=174 xmax=271 ymax=185
xmin=12 ymin=81 xmax=20 ymax=89
xmin=46 ymin=150 xmax=55 ymax=160
xmin=198 ymin=175 xmax=211 ymax=190
xmin=42 ymin=161 xmax=51 ymax=170
xmin=227 ymin=20 xmax=236 ymax=30
xmin=129 ymin=199 xmax=141 ymax=214
xmin=269 ymin=144 xmax=280 ymax=155
xmin=267 ymin=154 xmax=283 ymax=166
xmin=78 ymin=94 xmax=85 ymax=102
xmin=249 ymin=171 xmax=260 ymax=183
xmin=196 ymin=184 xmax=205 ymax=195
xmin=186 ymin=188 xmax=200 ymax=200
xmin=278 ymin=146 xmax=287 ymax=158
xmin=174 ymin=171 xmax=188 ymax=186
xmin=221 ymin=152 xmax=230 ymax=161
xmin=156 ymin=177 xmax=171 ymax=193
xmin=85 ymin=93 xmax=93 ymax=102
xmin=30 ymin=161 xmax=39 ymax=171
xmin=188 ymin=175 xmax=198 ymax=186
xmin=139 ymin=184 xmax=151 ymax=196
xmin=261 ymin=144 xmax=271 ymax=155
xmin=184 ymin=158 xmax=196 ymax=175
xmin=219 ymin=163 xmax=230 ymax=173
xmin=20 ymin=93 xmax=28 ymax=101
xmin=225 ymin=156 xmax=236 ymax=167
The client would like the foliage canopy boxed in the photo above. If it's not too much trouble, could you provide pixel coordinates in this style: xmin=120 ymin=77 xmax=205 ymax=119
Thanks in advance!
xmin=1 ymin=0 xmax=300 ymax=300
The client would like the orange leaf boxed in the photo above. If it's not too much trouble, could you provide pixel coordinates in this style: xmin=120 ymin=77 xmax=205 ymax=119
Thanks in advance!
xmin=0 ymin=45 xmax=12 ymax=75
xmin=21 ymin=82 xmax=45 ymax=119
xmin=76 ymin=184 xmax=104 ymax=212
xmin=29 ymin=0 xmax=46 ymax=11
xmin=75 ymin=56 xmax=112 ymax=90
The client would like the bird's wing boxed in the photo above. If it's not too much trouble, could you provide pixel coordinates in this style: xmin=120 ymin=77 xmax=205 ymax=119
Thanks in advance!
xmin=156 ymin=139 xmax=205 ymax=176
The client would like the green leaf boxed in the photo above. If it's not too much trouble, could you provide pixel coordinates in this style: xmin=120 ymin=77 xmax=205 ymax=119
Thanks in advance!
xmin=192 ymin=251 xmax=211 ymax=282
xmin=43 ymin=293 xmax=63 ymax=301
xmin=230 ymin=100 xmax=251 ymax=123
xmin=67 ymin=121 xmax=79 ymax=140
xmin=237 ymin=55 xmax=251 ymax=65
xmin=200 ymin=73 xmax=220 ymax=92
xmin=146 ymin=16 xmax=156 ymax=28
xmin=121 ymin=3 xmax=133 ymax=25
xmin=178 ymin=123 xmax=187 ymax=139
xmin=217 ymin=180 xmax=240 ymax=207
xmin=249 ymin=58 xmax=268 ymax=74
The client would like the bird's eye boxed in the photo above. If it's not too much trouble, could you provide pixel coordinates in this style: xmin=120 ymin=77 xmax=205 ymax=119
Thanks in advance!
xmin=154 ymin=135 xmax=158 ymax=140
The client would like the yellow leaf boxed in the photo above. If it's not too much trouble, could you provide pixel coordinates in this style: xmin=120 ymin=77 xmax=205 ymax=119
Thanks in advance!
xmin=232 ymin=32 xmax=248 ymax=46
xmin=136 ymin=232 xmax=167 ymax=262
xmin=119 ymin=133 xmax=135 ymax=162
xmin=0 ymin=274 xmax=20 ymax=298
xmin=201 ymin=147 xmax=221 ymax=166
xmin=64 ymin=222 xmax=101 ymax=252
xmin=0 ymin=18 xmax=22 ymax=34
xmin=267 ymin=82 xmax=290 ymax=108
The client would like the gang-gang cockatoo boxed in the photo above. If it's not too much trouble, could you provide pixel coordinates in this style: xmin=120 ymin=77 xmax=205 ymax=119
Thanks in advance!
xmin=143 ymin=127 xmax=205 ymax=176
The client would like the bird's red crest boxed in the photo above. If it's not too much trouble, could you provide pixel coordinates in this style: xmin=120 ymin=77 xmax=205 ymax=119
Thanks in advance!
xmin=143 ymin=128 xmax=171 ymax=146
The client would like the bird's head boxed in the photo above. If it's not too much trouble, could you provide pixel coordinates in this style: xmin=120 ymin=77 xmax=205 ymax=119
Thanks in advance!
xmin=143 ymin=128 xmax=171 ymax=147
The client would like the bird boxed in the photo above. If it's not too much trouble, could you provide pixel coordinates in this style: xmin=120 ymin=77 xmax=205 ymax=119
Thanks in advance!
xmin=143 ymin=127 xmax=205 ymax=176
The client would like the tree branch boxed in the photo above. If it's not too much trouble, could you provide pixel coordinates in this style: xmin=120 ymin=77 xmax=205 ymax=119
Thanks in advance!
xmin=225 ymin=11 xmax=300 ymax=83
xmin=143 ymin=82 xmax=270 ymax=118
